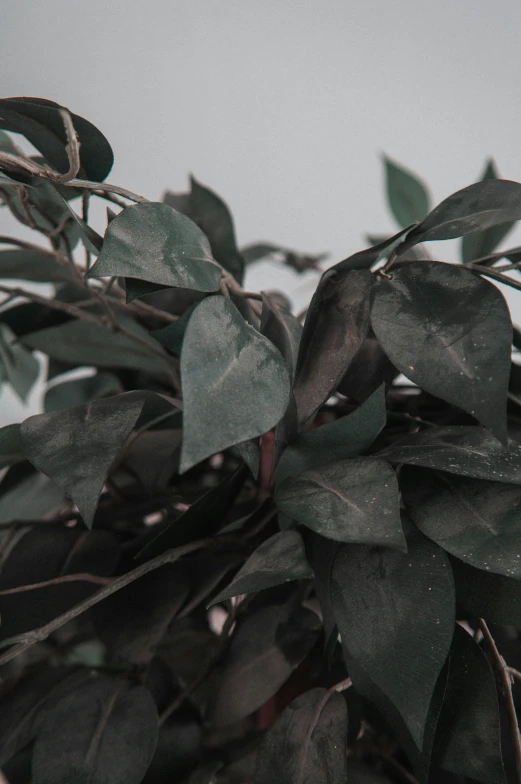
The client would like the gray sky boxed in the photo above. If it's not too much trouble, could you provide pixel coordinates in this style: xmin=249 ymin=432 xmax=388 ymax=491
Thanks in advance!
xmin=1 ymin=0 xmax=521 ymax=422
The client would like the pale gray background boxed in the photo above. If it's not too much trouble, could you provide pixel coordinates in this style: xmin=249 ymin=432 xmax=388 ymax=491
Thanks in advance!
xmin=1 ymin=0 xmax=521 ymax=424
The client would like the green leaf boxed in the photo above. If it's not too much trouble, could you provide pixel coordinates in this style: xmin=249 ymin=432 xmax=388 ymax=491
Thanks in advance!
xmin=136 ymin=465 xmax=247 ymax=560
xmin=275 ymin=384 xmax=386 ymax=485
xmin=331 ymin=536 xmax=455 ymax=748
xmin=0 ymin=324 xmax=39 ymax=402
xmin=22 ymin=317 xmax=171 ymax=377
xmin=371 ymin=262 xmax=512 ymax=442
xmin=0 ymin=423 xmax=23 ymax=468
xmin=461 ymin=159 xmax=516 ymax=263
xmin=0 ymin=471 xmax=64 ymax=524
xmin=0 ymin=96 xmax=113 ymax=182
xmin=333 ymin=227 xmax=414 ymax=272
xmin=403 ymin=467 xmax=521 ymax=578
xmin=211 ymin=531 xmax=314 ymax=604
xmin=87 ymin=202 xmax=222 ymax=294
xmin=241 ymin=243 xmax=282 ymax=264
xmin=32 ymin=677 xmax=158 ymax=784
xmin=276 ymin=457 xmax=406 ymax=549
xmin=0 ymin=249 xmax=76 ymax=282
xmin=378 ymin=425 xmax=521 ymax=483
xmin=398 ymin=178 xmax=521 ymax=256
xmin=451 ymin=556 xmax=521 ymax=627
xmin=432 ymin=625 xmax=506 ymax=784
xmin=260 ymin=292 xmax=302 ymax=378
xmin=165 ymin=175 xmax=244 ymax=283
xmin=44 ymin=372 xmax=123 ymax=413
xmin=293 ymin=269 xmax=372 ymax=427
xmin=180 ymin=296 xmax=291 ymax=472
xmin=210 ymin=592 xmax=321 ymax=726
xmin=254 ymin=687 xmax=348 ymax=784
xmin=20 ymin=392 xmax=147 ymax=528
xmin=151 ymin=304 xmax=198 ymax=356
xmin=383 ymin=155 xmax=431 ymax=228
xmin=337 ymin=336 xmax=397 ymax=403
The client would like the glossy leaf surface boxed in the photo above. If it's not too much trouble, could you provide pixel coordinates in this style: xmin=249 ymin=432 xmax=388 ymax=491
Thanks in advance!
xmin=180 ymin=296 xmax=290 ymax=471
xmin=371 ymin=262 xmax=511 ymax=441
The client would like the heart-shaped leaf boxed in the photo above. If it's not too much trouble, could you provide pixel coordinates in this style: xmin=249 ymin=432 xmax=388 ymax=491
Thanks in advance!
xmin=371 ymin=262 xmax=512 ymax=442
xmin=211 ymin=531 xmax=314 ymax=604
xmin=383 ymin=155 xmax=431 ymax=228
xmin=275 ymin=384 xmax=386 ymax=485
xmin=20 ymin=392 xmax=147 ymax=528
xmin=180 ymin=296 xmax=290 ymax=472
xmin=32 ymin=676 xmax=158 ymax=784
xmin=331 ymin=536 xmax=455 ymax=748
xmin=397 ymin=178 xmax=521 ymax=255
xmin=293 ymin=268 xmax=372 ymax=426
xmin=461 ymin=159 xmax=516 ymax=263
xmin=276 ymin=457 xmax=406 ymax=550
xmin=87 ymin=203 xmax=222 ymax=296
xmin=254 ymin=687 xmax=348 ymax=784
xmin=403 ymin=467 xmax=521 ymax=578
xmin=378 ymin=426 xmax=521 ymax=483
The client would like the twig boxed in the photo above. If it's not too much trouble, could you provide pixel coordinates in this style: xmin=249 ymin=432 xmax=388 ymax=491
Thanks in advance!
xmin=0 ymin=572 xmax=113 ymax=595
xmin=0 ymin=538 xmax=215 ymax=667
xmin=82 ymin=191 xmax=91 ymax=270
xmin=92 ymin=190 xmax=130 ymax=209
xmin=57 ymin=109 xmax=81 ymax=183
xmin=508 ymin=667 xmax=521 ymax=684
xmin=479 ymin=618 xmax=521 ymax=783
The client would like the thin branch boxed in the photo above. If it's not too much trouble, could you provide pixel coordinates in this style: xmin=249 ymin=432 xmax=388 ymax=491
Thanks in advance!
xmin=479 ymin=618 xmax=521 ymax=783
xmin=92 ymin=190 xmax=130 ymax=209
xmin=508 ymin=667 xmax=521 ymax=683
xmin=82 ymin=191 xmax=91 ymax=271
xmin=0 ymin=572 xmax=113 ymax=595
xmin=0 ymin=538 xmax=215 ymax=667
xmin=0 ymin=284 xmax=103 ymax=325
xmin=56 ymin=109 xmax=81 ymax=183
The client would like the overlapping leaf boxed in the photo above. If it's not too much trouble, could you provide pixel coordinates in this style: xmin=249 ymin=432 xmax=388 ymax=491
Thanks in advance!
xmin=371 ymin=262 xmax=512 ymax=442
xmin=276 ymin=457 xmax=406 ymax=549
xmin=180 ymin=296 xmax=290 ymax=472
xmin=383 ymin=155 xmax=431 ymax=228
xmin=331 ymin=536 xmax=455 ymax=748
xmin=0 ymin=323 xmax=39 ymax=401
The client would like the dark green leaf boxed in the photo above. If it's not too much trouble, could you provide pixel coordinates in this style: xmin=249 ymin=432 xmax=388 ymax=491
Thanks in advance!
xmin=378 ymin=425 xmax=521 ymax=483
xmin=23 ymin=317 xmax=172 ymax=377
xmin=32 ymin=676 xmax=158 ymax=784
xmin=451 ymin=556 xmax=521 ymax=627
xmin=293 ymin=269 xmax=372 ymax=426
xmin=331 ymin=536 xmax=455 ymax=748
xmin=276 ymin=457 xmax=406 ymax=549
xmin=398 ymin=178 xmax=521 ymax=255
xmin=334 ymin=227 xmax=414 ymax=272
xmin=383 ymin=155 xmax=431 ymax=228
xmin=232 ymin=436 xmax=260 ymax=477
xmin=0 ymin=324 xmax=39 ymax=401
xmin=165 ymin=175 xmax=244 ymax=283
xmin=136 ymin=465 xmax=248 ymax=560
xmin=432 ymin=625 xmax=506 ymax=784
xmin=87 ymin=202 xmax=222 ymax=293
xmin=211 ymin=531 xmax=314 ymax=604
xmin=0 ymin=96 xmax=113 ymax=182
xmin=151 ymin=304 xmax=197 ymax=356
xmin=461 ymin=159 xmax=516 ymax=263
xmin=91 ymin=564 xmax=189 ymax=664
xmin=180 ymin=296 xmax=290 ymax=472
xmin=254 ymin=687 xmax=348 ymax=784
xmin=371 ymin=262 xmax=512 ymax=442
xmin=241 ymin=242 xmax=282 ymax=264
xmin=20 ymin=392 xmax=147 ymax=527
xmin=0 ymin=423 xmax=23 ymax=468
xmin=403 ymin=467 xmax=521 ymax=578
xmin=0 ymin=248 xmax=76 ymax=282
xmin=44 ymin=372 xmax=123 ymax=413
xmin=275 ymin=384 xmax=386 ymax=485
xmin=337 ymin=336 xmax=397 ymax=403
xmin=210 ymin=593 xmax=320 ymax=725
xmin=260 ymin=292 xmax=302 ymax=378
xmin=0 ymin=471 xmax=64 ymax=524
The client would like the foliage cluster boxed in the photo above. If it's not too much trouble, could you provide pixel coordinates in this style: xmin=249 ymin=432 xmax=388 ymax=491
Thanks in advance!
xmin=0 ymin=97 xmax=521 ymax=783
